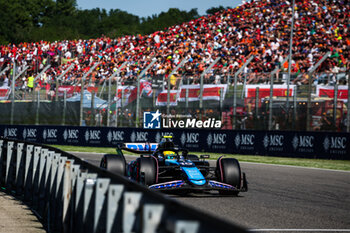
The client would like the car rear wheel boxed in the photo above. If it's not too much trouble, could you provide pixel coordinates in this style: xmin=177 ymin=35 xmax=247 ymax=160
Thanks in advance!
xmin=100 ymin=154 xmax=126 ymax=176
xmin=217 ymin=157 xmax=241 ymax=196
xmin=137 ymin=157 xmax=157 ymax=186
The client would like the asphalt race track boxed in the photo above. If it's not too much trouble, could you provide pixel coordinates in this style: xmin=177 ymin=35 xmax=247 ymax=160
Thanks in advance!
xmin=72 ymin=152 xmax=350 ymax=232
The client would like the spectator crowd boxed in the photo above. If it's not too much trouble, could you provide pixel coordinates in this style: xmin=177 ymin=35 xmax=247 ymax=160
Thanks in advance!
xmin=0 ymin=0 xmax=349 ymax=92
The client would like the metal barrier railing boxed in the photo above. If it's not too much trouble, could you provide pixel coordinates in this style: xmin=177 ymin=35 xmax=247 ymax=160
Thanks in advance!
xmin=0 ymin=138 xmax=247 ymax=233
xmin=1 ymin=72 xmax=349 ymax=132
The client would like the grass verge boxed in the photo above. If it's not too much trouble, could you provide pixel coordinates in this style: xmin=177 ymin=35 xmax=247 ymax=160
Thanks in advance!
xmin=51 ymin=145 xmax=350 ymax=171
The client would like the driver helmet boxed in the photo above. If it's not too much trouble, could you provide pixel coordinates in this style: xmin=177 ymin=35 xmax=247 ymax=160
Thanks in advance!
xmin=163 ymin=151 xmax=176 ymax=160
xmin=158 ymin=137 xmax=175 ymax=150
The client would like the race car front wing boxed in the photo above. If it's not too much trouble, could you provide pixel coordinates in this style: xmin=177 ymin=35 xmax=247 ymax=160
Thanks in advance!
xmin=149 ymin=179 xmax=248 ymax=192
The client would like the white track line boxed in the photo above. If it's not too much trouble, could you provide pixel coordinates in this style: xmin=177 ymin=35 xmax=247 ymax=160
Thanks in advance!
xmin=249 ymin=229 xmax=350 ymax=232
xmin=241 ymin=161 xmax=350 ymax=173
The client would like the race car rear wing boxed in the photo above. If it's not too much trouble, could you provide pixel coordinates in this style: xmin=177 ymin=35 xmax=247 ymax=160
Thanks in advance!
xmin=116 ymin=135 xmax=179 ymax=153
xmin=116 ymin=142 xmax=189 ymax=155
xmin=116 ymin=142 xmax=156 ymax=154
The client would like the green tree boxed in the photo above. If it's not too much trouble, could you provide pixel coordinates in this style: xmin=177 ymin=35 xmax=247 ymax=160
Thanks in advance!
xmin=0 ymin=1 xmax=202 ymax=44
xmin=55 ymin=0 xmax=77 ymax=16
xmin=206 ymin=6 xmax=226 ymax=15
xmin=140 ymin=8 xmax=199 ymax=35
xmin=0 ymin=0 xmax=33 ymax=44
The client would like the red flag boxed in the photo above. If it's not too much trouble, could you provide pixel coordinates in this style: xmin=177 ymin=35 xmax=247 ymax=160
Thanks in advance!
xmin=74 ymin=86 xmax=98 ymax=94
xmin=140 ymin=80 xmax=153 ymax=97
xmin=116 ymin=86 xmax=137 ymax=107
xmin=316 ymin=85 xmax=348 ymax=100
xmin=245 ymin=85 xmax=295 ymax=98
xmin=202 ymin=84 xmax=227 ymax=101
xmin=58 ymin=85 xmax=75 ymax=97
xmin=179 ymin=85 xmax=200 ymax=102
xmin=156 ymin=90 xmax=178 ymax=106
xmin=178 ymin=84 xmax=227 ymax=102
xmin=0 ymin=87 xmax=11 ymax=100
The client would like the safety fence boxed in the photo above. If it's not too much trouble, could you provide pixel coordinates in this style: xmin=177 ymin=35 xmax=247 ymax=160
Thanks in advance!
xmin=1 ymin=70 xmax=349 ymax=132
xmin=0 ymin=125 xmax=349 ymax=160
xmin=0 ymin=138 xmax=247 ymax=233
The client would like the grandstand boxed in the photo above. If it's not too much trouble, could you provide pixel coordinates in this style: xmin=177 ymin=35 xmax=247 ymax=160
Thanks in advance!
xmin=0 ymin=0 xmax=349 ymax=131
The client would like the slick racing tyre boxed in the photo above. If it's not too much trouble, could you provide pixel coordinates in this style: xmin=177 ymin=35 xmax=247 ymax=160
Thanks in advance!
xmin=100 ymin=154 xmax=126 ymax=176
xmin=217 ymin=157 xmax=241 ymax=196
xmin=137 ymin=157 xmax=158 ymax=186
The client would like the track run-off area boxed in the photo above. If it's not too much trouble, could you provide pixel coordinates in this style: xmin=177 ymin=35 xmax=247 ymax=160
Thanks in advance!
xmin=72 ymin=152 xmax=350 ymax=232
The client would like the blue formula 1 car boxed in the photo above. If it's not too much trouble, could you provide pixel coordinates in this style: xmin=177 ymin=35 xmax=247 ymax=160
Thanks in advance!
xmin=100 ymin=136 xmax=248 ymax=196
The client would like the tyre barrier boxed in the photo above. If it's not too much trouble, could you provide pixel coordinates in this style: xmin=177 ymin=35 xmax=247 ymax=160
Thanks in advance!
xmin=0 ymin=138 xmax=247 ymax=233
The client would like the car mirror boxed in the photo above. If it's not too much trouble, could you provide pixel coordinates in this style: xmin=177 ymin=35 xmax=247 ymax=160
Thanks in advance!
xmin=116 ymin=142 xmax=125 ymax=149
